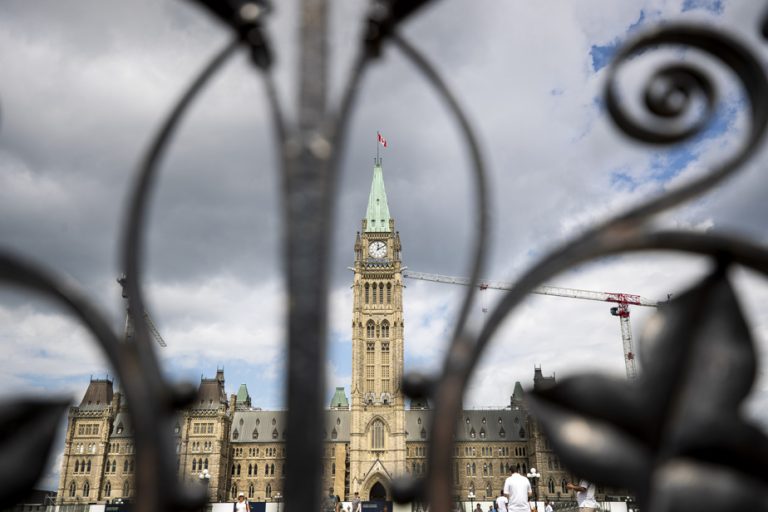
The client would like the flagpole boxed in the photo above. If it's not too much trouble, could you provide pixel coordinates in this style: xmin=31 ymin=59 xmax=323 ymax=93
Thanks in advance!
xmin=376 ymin=132 xmax=380 ymax=164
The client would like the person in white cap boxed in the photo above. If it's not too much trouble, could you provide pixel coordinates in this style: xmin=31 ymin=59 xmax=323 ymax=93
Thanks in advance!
xmin=235 ymin=492 xmax=250 ymax=512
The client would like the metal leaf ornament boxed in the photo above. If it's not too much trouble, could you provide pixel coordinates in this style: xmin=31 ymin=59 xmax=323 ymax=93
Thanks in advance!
xmin=526 ymin=265 xmax=768 ymax=511
xmin=0 ymin=399 xmax=70 ymax=507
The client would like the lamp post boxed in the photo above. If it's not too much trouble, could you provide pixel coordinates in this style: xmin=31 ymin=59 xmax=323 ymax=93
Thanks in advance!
xmin=526 ymin=468 xmax=540 ymax=512
xmin=198 ymin=468 xmax=211 ymax=512
xmin=275 ymin=492 xmax=283 ymax=512
xmin=467 ymin=490 xmax=475 ymax=512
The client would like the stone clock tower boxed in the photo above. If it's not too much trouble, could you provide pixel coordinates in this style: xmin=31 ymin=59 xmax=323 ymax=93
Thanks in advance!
xmin=349 ymin=159 xmax=406 ymax=500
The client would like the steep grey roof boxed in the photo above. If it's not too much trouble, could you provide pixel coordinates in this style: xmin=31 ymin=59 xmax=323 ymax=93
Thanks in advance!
xmin=78 ymin=379 xmax=113 ymax=410
xmin=323 ymin=410 xmax=350 ymax=441
xmin=111 ymin=411 xmax=133 ymax=438
xmin=406 ymin=409 xmax=529 ymax=442
xmin=192 ymin=378 xmax=228 ymax=410
xmin=230 ymin=410 xmax=351 ymax=443
xmin=230 ymin=410 xmax=288 ymax=443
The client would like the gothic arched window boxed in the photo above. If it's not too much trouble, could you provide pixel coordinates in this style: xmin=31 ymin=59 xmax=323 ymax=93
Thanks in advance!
xmin=204 ymin=458 xmax=209 ymax=470
xmin=381 ymin=320 xmax=389 ymax=338
xmin=74 ymin=460 xmax=80 ymax=473
xmin=548 ymin=479 xmax=555 ymax=494
xmin=561 ymin=479 xmax=568 ymax=493
xmin=366 ymin=320 xmax=375 ymax=338
xmin=365 ymin=283 xmax=370 ymax=303
xmin=124 ymin=460 xmax=129 ymax=472
xmin=379 ymin=283 xmax=384 ymax=303
xmin=371 ymin=420 xmax=385 ymax=449
xmin=123 ymin=481 xmax=130 ymax=497
xmin=387 ymin=283 xmax=392 ymax=303
xmin=105 ymin=481 xmax=112 ymax=497
xmin=266 ymin=484 xmax=272 ymax=498
xmin=83 ymin=481 xmax=90 ymax=497
xmin=69 ymin=481 xmax=76 ymax=497
xmin=192 ymin=459 xmax=197 ymax=471
xmin=249 ymin=483 xmax=254 ymax=497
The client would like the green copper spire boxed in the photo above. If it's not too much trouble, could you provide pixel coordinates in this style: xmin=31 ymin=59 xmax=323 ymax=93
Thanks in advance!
xmin=236 ymin=383 xmax=251 ymax=408
xmin=365 ymin=161 xmax=391 ymax=232
xmin=330 ymin=387 xmax=349 ymax=409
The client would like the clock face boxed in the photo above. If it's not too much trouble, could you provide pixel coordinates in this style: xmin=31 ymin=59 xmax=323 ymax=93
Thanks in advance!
xmin=368 ymin=240 xmax=387 ymax=258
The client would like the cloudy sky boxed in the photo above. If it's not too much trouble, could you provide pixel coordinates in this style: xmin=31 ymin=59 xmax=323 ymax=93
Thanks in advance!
xmin=2 ymin=0 xmax=768 ymax=490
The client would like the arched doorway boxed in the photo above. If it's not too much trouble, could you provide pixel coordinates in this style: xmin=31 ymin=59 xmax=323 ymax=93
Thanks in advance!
xmin=369 ymin=482 xmax=387 ymax=501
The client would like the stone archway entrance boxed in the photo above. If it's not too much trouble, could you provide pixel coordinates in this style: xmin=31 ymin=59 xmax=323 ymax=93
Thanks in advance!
xmin=369 ymin=481 xmax=387 ymax=501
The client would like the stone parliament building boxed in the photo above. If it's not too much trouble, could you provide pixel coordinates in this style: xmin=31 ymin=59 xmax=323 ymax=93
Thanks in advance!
xmin=57 ymin=161 xmax=588 ymax=506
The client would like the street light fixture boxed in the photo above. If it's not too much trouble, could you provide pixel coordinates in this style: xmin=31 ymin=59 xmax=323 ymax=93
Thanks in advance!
xmin=526 ymin=468 xmax=540 ymax=512
xmin=275 ymin=492 xmax=283 ymax=512
xmin=468 ymin=490 xmax=475 ymax=512
xmin=198 ymin=468 xmax=211 ymax=512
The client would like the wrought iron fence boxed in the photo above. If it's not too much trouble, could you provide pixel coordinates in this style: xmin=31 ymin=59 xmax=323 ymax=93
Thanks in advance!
xmin=1 ymin=1 xmax=767 ymax=511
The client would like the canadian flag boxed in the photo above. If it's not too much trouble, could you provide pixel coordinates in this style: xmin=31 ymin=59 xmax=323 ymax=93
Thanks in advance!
xmin=377 ymin=131 xmax=388 ymax=148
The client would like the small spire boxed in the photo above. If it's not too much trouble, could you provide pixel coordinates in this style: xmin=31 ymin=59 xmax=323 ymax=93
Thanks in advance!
xmin=365 ymin=160 xmax=391 ymax=232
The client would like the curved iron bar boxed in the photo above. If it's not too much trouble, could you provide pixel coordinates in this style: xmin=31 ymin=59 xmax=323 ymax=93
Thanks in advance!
xmin=605 ymin=24 xmax=768 ymax=222
xmin=0 ymin=251 xmax=123 ymax=381
xmin=422 ymin=22 xmax=768 ymax=511
xmin=385 ymin=32 xmax=491 ymax=506
xmin=120 ymin=38 xmax=243 ymax=512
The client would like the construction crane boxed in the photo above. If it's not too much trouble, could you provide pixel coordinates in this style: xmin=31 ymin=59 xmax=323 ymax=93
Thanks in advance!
xmin=117 ymin=275 xmax=168 ymax=348
xmin=402 ymin=270 xmax=660 ymax=379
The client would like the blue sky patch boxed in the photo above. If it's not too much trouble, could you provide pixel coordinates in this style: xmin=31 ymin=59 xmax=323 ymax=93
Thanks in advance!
xmin=590 ymin=11 xmax=647 ymax=72
xmin=610 ymin=170 xmax=638 ymax=191
xmin=682 ymin=0 xmax=724 ymax=14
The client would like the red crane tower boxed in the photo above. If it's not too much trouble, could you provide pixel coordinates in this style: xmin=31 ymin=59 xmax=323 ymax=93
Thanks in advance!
xmin=402 ymin=270 xmax=660 ymax=379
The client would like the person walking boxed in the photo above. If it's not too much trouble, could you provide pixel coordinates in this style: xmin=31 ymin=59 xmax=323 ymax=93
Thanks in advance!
xmin=544 ymin=500 xmax=553 ymax=512
xmin=235 ymin=492 xmax=250 ymax=512
xmin=495 ymin=490 xmax=508 ymax=512
xmin=566 ymin=480 xmax=596 ymax=512
xmin=351 ymin=492 xmax=361 ymax=512
xmin=323 ymin=487 xmax=339 ymax=512
xmin=503 ymin=466 xmax=532 ymax=512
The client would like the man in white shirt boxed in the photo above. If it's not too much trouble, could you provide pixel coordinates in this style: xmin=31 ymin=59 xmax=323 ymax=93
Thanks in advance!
xmin=495 ymin=491 xmax=509 ymax=512
xmin=503 ymin=466 xmax=532 ymax=512
xmin=566 ymin=480 xmax=597 ymax=512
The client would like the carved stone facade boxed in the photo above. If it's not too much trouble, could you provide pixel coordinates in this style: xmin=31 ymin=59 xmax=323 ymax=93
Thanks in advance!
xmin=58 ymin=161 xmax=625 ymax=506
